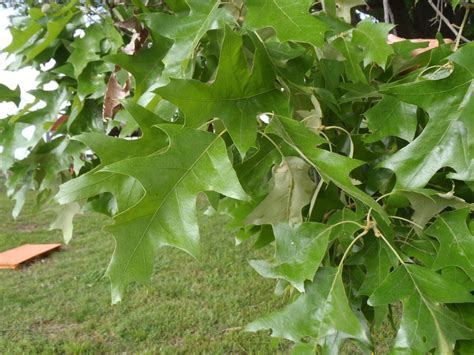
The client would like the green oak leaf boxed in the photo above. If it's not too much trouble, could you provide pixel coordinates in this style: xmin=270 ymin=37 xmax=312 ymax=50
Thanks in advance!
xmin=322 ymin=0 xmax=367 ymax=22
xmin=249 ymin=222 xmax=330 ymax=291
xmin=245 ymin=156 xmax=316 ymax=225
xmin=350 ymin=238 xmax=397 ymax=296
xmin=49 ymin=202 xmax=82 ymax=243
xmin=266 ymin=115 xmax=390 ymax=227
xmin=399 ymin=233 xmax=438 ymax=268
xmin=25 ymin=4 xmax=79 ymax=63
xmin=72 ymin=128 xmax=166 ymax=166
xmin=336 ymin=0 xmax=366 ymax=22
xmin=57 ymin=171 xmax=144 ymax=214
xmin=395 ymin=293 xmax=473 ymax=354
xmin=379 ymin=64 xmax=474 ymax=188
xmin=3 ymin=9 xmax=43 ymax=54
xmin=331 ymin=36 xmax=367 ymax=83
xmin=141 ymin=0 xmax=231 ymax=79
xmin=247 ymin=267 xmax=370 ymax=347
xmin=369 ymin=265 xmax=474 ymax=353
xmin=234 ymin=138 xmax=281 ymax=196
xmin=0 ymin=120 xmax=29 ymax=172
xmin=395 ymin=188 xmax=472 ymax=231
xmin=0 ymin=84 xmax=21 ymax=106
xmin=14 ymin=86 xmax=68 ymax=126
xmin=449 ymin=42 xmax=474 ymax=75
xmin=76 ymin=62 xmax=110 ymax=100
xmin=156 ymin=28 xmax=289 ymax=155
xmin=7 ymin=136 xmax=74 ymax=218
xmin=327 ymin=208 xmax=364 ymax=248
xmin=165 ymin=0 xmax=189 ymax=13
xmin=352 ymin=20 xmax=394 ymax=69
xmin=105 ymin=38 xmax=170 ymax=97
xmin=390 ymin=39 xmax=431 ymax=75
xmin=68 ymin=23 xmax=122 ymax=78
xmin=364 ymin=95 xmax=417 ymax=142
xmin=245 ymin=0 xmax=330 ymax=47
xmin=102 ymin=125 xmax=248 ymax=303
xmin=56 ymin=101 xmax=167 ymax=211
xmin=425 ymin=208 xmax=474 ymax=280
xmin=7 ymin=175 xmax=33 ymax=219
xmin=452 ymin=0 xmax=461 ymax=8
xmin=78 ymin=100 xmax=167 ymax=162
xmin=10 ymin=87 xmax=69 ymax=154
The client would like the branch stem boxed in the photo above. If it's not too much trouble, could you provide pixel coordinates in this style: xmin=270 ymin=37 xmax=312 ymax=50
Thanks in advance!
xmin=455 ymin=7 xmax=470 ymax=50
xmin=427 ymin=0 xmax=470 ymax=42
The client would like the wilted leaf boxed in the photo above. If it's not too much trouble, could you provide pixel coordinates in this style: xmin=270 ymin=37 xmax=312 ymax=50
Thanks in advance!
xmin=105 ymin=39 xmax=169 ymax=97
xmin=396 ymin=188 xmax=472 ymax=231
xmin=245 ymin=156 xmax=316 ymax=225
xmin=49 ymin=202 xmax=82 ymax=243
xmin=102 ymin=68 xmax=130 ymax=120
xmin=267 ymin=115 xmax=390 ymax=227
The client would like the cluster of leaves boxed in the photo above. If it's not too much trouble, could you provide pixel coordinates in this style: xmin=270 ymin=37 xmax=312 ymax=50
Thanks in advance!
xmin=1 ymin=0 xmax=474 ymax=353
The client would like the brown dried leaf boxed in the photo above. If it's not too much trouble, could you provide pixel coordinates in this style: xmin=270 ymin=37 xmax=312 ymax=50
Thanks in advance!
xmin=102 ymin=67 xmax=130 ymax=121
xmin=122 ymin=27 xmax=149 ymax=54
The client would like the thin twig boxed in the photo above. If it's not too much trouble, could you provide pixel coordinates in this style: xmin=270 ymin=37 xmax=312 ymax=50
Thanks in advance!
xmin=322 ymin=126 xmax=354 ymax=158
xmin=460 ymin=0 xmax=474 ymax=9
xmin=455 ymin=7 xmax=470 ymax=50
xmin=383 ymin=0 xmax=391 ymax=24
xmin=382 ymin=0 xmax=398 ymax=35
xmin=427 ymin=0 xmax=471 ymax=42
xmin=437 ymin=0 xmax=443 ymax=32
xmin=306 ymin=177 xmax=324 ymax=222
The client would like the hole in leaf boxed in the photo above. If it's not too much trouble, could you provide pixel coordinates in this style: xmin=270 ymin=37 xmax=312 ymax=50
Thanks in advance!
xmin=309 ymin=3 xmax=322 ymax=13
xmin=301 ymin=336 xmax=311 ymax=343
xmin=257 ymin=113 xmax=271 ymax=124
xmin=21 ymin=125 xmax=35 ymax=140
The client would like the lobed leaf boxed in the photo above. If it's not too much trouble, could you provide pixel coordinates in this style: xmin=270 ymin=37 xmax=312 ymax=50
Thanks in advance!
xmin=103 ymin=125 xmax=248 ymax=302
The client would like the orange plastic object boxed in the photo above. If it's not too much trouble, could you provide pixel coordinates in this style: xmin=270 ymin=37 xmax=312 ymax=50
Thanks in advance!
xmin=0 ymin=244 xmax=62 ymax=269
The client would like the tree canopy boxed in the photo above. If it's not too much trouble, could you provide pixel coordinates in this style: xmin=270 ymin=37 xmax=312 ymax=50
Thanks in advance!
xmin=1 ymin=0 xmax=474 ymax=353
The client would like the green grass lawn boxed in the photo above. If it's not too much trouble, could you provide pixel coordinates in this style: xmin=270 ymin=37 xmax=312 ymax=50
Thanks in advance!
xmin=0 ymin=187 xmax=292 ymax=353
xmin=0 ymin=186 xmax=395 ymax=353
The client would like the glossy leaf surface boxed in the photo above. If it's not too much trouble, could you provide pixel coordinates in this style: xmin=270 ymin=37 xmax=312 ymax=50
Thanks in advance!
xmin=1 ymin=2 xmax=473 ymax=353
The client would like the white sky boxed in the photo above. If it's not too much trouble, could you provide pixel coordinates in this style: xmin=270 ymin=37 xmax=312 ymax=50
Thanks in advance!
xmin=0 ymin=8 xmax=58 ymax=158
xmin=0 ymin=8 xmax=39 ymax=119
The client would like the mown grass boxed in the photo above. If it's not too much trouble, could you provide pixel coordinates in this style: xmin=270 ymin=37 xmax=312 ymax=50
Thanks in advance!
xmin=0 ymin=185 xmax=395 ymax=353
xmin=0 ymin=187 xmax=293 ymax=353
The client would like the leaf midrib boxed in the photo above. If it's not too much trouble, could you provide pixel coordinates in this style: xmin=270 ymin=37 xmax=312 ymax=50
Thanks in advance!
xmin=162 ymin=87 xmax=277 ymax=103
xmin=437 ymin=216 xmax=474 ymax=268
xmin=116 ymin=134 xmax=223 ymax=275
